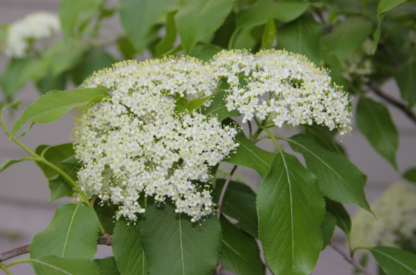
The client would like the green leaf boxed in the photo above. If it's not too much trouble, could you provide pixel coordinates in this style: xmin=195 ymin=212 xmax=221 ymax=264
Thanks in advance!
xmin=395 ymin=59 xmax=416 ymax=108
xmin=236 ymin=0 xmax=309 ymax=29
xmin=175 ymin=96 xmax=188 ymax=114
xmin=31 ymin=256 xmax=101 ymax=275
xmin=403 ymin=168 xmax=416 ymax=183
xmin=112 ymin=217 xmax=148 ymax=275
xmin=354 ymin=254 xmax=369 ymax=275
xmin=176 ymin=0 xmax=234 ymax=54
xmin=48 ymin=155 xmax=81 ymax=202
xmin=94 ymin=257 xmax=120 ymax=275
xmin=303 ymin=124 xmax=341 ymax=153
xmin=10 ymin=88 xmax=109 ymax=138
xmin=373 ymin=0 xmax=406 ymax=53
xmin=118 ymin=39 xmax=137 ymax=60
xmin=72 ymin=48 xmax=116 ymax=86
xmin=190 ymin=45 xmax=222 ymax=62
xmin=35 ymin=143 xmax=75 ymax=179
xmin=321 ymin=210 xmax=336 ymax=249
xmin=368 ymin=246 xmax=416 ymax=275
xmin=209 ymin=163 xmax=219 ymax=189
xmin=120 ymin=0 xmax=176 ymax=53
xmin=141 ymin=199 xmax=221 ymax=275
xmin=31 ymin=203 xmax=99 ymax=260
xmin=200 ymin=91 xmax=240 ymax=121
xmin=36 ymin=72 xmax=67 ymax=95
xmin=155 ymin=11 xmax=178 ymax=57
xmin=356 ymin=97 xmax=399 ymax=169
xmin=321 ymin=18 xmax=372 ymax=61
xmin=325 ymin=198 xmax=351 ymax=236
xmin=220 ymin=217 xmax=265 ymax=275
xmin=0 ymin=159 xmax=28 ymax=174
xmin=94 ymin=199 xmax=117 ymax=235
xmin=187 ymin=95 xmax=212 ymax=112
xmin=261 ymin=16 xmax=276 ymax=49
xmin=225 ymin=130 xmax=276 ymax=178
xmin=213 ymin=179 xmax=258 ymax=238
xmin=277 ymin=16 xmax=322 ymax=65
xmin=0 ymin=58 xmax=37 ymax=100
xmin=59 ymin=0 xmax=104 ymax=36
xmin=287 ymin=134 xmax=371 ymax=211
xmin=257 ymin=151 xmax=325 ymax=275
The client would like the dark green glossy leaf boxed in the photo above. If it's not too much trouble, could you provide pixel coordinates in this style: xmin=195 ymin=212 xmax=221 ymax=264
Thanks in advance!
xmin=236 ymin=0 xmax=309 ymax=29
xmin=94 ymin=199 xmax=117 ymax=235
xmin=59 ymin=0 xmax=103 ymax=36
xmin=395 ymin=59 xmax=416 ymax=108
xmin=257 ymin=151 xmax=325 ymax=275
xmin=141 ymin=200 xmax=221 ymax=275
xmin=120 ymin=0 xmax=176 ymax=53
xmin=31 ymin=256 xmax=101 ymax=275
xmin=356 ymin=97 xmax=399 ymax=169
xmin=176 ymin=0 xmax=234 ymax=54
xmin=200 ymin=91 xmax=240 ymax=121
xmin=72 ymin=48 xmax=115 ymax=86
xmin=94 ymin=257 xmax=120 ymax=275
xmin=287 ymin=134 xmax=371 ymax=211
xmin=11 ymin=88 xmax=109 ymax=138
xmin=403 ymin=168 xmax=416 ymax=183
xmin=277 ymin=16 xmax=322 ymax=65
xmin=48 ymin=155 xmax=81 ymax=202
xmin=112 ymin=217 xmax=148 ymax=275
xmin=35 ymin=143 xmax=75 ymax=179
xmin=225 ymin=130 xmax=276 ymax=178
xmin=368 ymin=246 xmax=416 ymax=275
xmin=155 ymin=10 xmax=178 ymax=57
xmin=303 ymin=124 xmax=340 ymax=153
xmin=325 ymin=198 xmax=351 ymax=236
xmin=220 ymin=217 xmax=265 ymax=275
xmin=321 ymin=18 xmax=372 ymax=61
xmin=261 ymin=16 xmax=275 ymax=49
xmin=31 ymin=203 xmax=99 ymax=260
xmin=322 ymin=210 xmax=336 ymax=249
xmin=213 ymin=179 xmax=257 ymax=238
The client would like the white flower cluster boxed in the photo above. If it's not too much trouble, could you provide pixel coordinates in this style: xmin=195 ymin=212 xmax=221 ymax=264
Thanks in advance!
xmin=210 ymin=49 xmax=352 ymax=134
xmin=74 ymin=57 xmax=238 ymax=222
xmin=3 ymin=12 xmax=60 ymax=58
xmin=351 ymin=183 xmax=416 ymax=248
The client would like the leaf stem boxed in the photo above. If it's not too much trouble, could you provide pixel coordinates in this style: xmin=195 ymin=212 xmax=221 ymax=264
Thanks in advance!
xmin=216 ymin=165 xmax=237 ymax=219
xmin=329 ymin=242 xmax=372 ymax=275
xmin=260 ymin=127 xmax=282 ymax=153
xmin=4 ymin=259 xmax=32 ymax=268
xmin=0 ymin=263 xmax=12 ymax=275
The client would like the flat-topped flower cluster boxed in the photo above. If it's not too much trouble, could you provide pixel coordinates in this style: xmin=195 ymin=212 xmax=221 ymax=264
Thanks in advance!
xmin=211 ymin=49 xmax=352 ymax=134
xmin=74 ymin=50 xmax=352 ymax=222
xmin=74 ymin=57 xmax=238 ymax=222
xmin=3 ymin=12 xmax=60 ymax=58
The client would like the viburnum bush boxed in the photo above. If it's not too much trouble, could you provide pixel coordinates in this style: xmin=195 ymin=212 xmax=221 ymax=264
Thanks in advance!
xmin=1 ymin=0 xmax=416 ymax=275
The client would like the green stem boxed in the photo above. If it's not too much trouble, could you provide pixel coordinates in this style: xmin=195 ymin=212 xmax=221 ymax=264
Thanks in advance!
xmin=0 ymin=263 xmax=12 ymax=275
xmin=260 ymin=127 xmax=282 ymax=153
xmin=248 ymin=121 xmax=253 ymax=138
xmin=4 ymin=259 xmax=32 ymax=268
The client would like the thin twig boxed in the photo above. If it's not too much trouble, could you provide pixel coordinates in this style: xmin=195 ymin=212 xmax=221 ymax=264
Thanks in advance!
xmin=367 ymin=81 xmax=416 ymax=124
xmin=329 ymin=242 xmax=372 ymax=275
xmin=0 ymin=236 xmax=112 ymax=263
xmin=216 ymin=165 xmax=238 ymax=219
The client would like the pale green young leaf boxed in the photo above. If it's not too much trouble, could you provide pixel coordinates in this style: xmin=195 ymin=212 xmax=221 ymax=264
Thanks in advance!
xmin=155 ymin=10 xmax=178 ymax=57
xmin=200 ymin=92 xmax=240 ymax=121
xmin=287 ymin=134 xmax=371 ymax=211
xmin=321 ymin=18 xmax=372 ymax=61
xmin=403 ymin=168 xmax=416 ymax=183
xmin=236 ymin=0 xmax=309 ymax=29
xmin=31 ymin=203 xmax=99 ymax=260
xmin=59 ymin=0 xmax=104 ymax=36
xmin=112 ymin=217 xmax=148 ymax=275
xmin=10 ymin=88 xmax=109 ymax=138
xmin=257 ymin=151 xmax=325 ymax=275
xmin=0 ymin=159 xmax=32 ymax=174
xmin=213 ymin=179 xmax=258 ymax=238
xmin=120 ymin=0 xmax=176 ymax=53
xmin=141 ymin=199 xmax=221 ymax=275
xmin=356 ymin=97 xmax=399 ymax=169
xmin=322 ymin=210 xmax=336 ymax=249
xmin=394 ymin=59 xmax=416 ymax=108
xmin=277 ymin=16 xmax=322 ymax=65
xmin=175 ymin=0 xmax=234 ymax=54
xmin=220 ymin=217 xmax=265 ymax=275
xmin=31 ymin=256 xmax=101 ymax=275
xmin=368 ymin=246 xmax=416 ymax=275
xmin=225 ymin=130 xmax=276 ymax=178
xmin=261 ymin=16 xmax=276 ymax=49
xmin=94 ymin=257 xmax=120 ymax=275
xmin=325 ymin=198 xmax=351 ymax=236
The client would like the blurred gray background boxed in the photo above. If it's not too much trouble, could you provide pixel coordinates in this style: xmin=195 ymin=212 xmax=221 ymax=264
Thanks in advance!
xmin=0 ymin=0 xmax=415 ymax=274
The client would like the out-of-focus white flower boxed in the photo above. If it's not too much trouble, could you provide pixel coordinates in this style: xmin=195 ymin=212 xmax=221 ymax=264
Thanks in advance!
xmin=341 ymin=39 xmax=373 ymax=83
xmin=351 ymin=182 xmax=416 ymax=248
xmin=210 ymin=49 xmax=352 ymax=135
xmin=3 ymin=12 xmax=60 ymax=58
xmin=74 ymin=57 xmax=238 ymax=222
